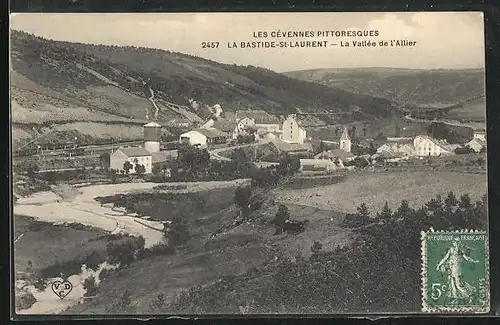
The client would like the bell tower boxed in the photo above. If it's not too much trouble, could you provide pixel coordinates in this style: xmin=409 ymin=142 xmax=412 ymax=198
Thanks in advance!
xmin=340 ymin=127 xmax=351 ymax=153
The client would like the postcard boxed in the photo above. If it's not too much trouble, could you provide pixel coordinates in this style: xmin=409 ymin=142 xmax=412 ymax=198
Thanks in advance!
xmin=10 ymin=12 xmax=488 ymax=316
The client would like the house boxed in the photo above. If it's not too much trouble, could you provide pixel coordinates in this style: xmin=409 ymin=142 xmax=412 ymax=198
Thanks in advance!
xmin=255 ymin=128 xmax=281 ymax=140
xmin=166 ymin=119 xmax=191 ymax=128
xmin=152 ymin=150 xmax=178 ymax=164
xmin=413 ymin=135 xmax=454 ymax=157
xmin=299 ymin=159 xmax=337 ymax=172
xmin=376 ymin=138 xmax=416 ymax=158
xmin=466 ymin=138 xmax=486 ymax=153
xmin=110 ymin=147 xmax=152 ymax=174
xmin=282 ymin=114 xmax=306 ymax=144
xmin=179 ymin=128 xmax=227 ymax=147
xmin=314 ymin=149 xmax=355 ymax=162
xmin=236 ymin=110 xmax=280 ymax=131
xmin=270 ymin=139 xmax=313 ymax=155
xmin=473 ymin=130 xmax=486 ymax=142
xmin=339 ymin=128 xmax=352 ymax=153
xmin=212 ymin=119 xmax=239 ymax=139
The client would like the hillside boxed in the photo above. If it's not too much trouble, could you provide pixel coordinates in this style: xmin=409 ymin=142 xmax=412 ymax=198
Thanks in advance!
xmin=10 ymin=30 xmax=397 ymax=149
xmin=284 ymin=68 xmax=485 ymax=119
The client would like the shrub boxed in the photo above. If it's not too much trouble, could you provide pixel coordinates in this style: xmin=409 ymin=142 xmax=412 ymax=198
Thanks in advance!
xmin=84 ymin=251 xmax=106 ymax=271
xmin=149 ymin=293 xmax=168 ymax=312
xmin=15 ymin=292 xmax=36 ymax=310
xmin=272 ymin=205 xmax=290 ymax=228
xmin=83 ymin=275 xmax=98 ymax=297
xmin=106 ymin=241 xmax=137 ymax=267
xmin=136 ymin=244 xmax=176 ymax=260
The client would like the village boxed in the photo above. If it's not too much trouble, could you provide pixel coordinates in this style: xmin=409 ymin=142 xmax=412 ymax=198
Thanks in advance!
xmin=105 ymin=109 xmax=487 ymax=178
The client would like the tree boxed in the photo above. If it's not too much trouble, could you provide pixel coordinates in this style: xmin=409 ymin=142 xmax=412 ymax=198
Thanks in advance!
xmin=356 ymin=203 xmax=370 ymax=220
xmin=26 ymin=163 xmax=39 ymax=179
xmin=135 ymin=163 xmax=146 ymax=176
xmin=311 ymin=241 xmax=323 ymax=254
xmin=149 ymin=293 xmax=167 ymax=312
xmin=167 ymin=215 xmax=190 ymax=247
xmin=368 ymin=142 xmax=377 ymax=155
xmin=46 ymin=171 xmax=56 ymax=184
xmin=108 ymin=169 xmax=118 ymax=183
xmin=83 ymin=275 xmax=98 ymax=297
xmin=106 ymin=240 xmax=136 ymax=267
xmin=99 ymin=152 xmax=110 ymax=170
xmin=123 ymin=161 xmax=133 ymax=174
xmin=234 ymin=186 xmax=252 ymax=216
xmin=444 ymin=191 xmax=458 ymax=212
xmin=377 ymin=202 xmax=392 ymax=220
xmin=273 ymin=204 xmax=290 ymax=228
xmin=394 ymin=200 xmax=412 ymax=219
xmin=318 ymin=141 xmax=326 ymax=154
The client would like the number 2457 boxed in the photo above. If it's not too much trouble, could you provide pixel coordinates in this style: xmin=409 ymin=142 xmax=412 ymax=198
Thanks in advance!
xmin=202 ymin=42 xmax=219 ymax=49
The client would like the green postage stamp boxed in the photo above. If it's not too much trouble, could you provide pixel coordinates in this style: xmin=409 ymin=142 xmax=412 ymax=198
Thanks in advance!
xmin=421 ymin=230 xmax=489 ymax=313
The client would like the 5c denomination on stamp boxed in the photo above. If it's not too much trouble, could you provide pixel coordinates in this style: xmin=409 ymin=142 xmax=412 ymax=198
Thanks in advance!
xmin=421 ymin=230 xmax=489 ymax=313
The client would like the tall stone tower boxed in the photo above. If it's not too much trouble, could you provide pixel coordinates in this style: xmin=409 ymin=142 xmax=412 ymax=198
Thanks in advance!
xmin=143 ymin=122 xmax=162 ymax=153
xmin=340 ymin=127 xmax=351 ymax=153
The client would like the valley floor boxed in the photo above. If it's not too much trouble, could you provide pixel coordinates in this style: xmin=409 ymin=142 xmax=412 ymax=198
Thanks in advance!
xmin=13 ymin=167 xmax=488 ymax=315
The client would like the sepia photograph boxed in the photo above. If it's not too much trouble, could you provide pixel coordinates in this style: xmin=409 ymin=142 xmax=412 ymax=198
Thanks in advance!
xmin=10 ymin=12 xmax=488 ymax=316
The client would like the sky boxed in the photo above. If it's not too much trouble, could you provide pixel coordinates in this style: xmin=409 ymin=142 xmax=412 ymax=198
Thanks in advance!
xmin=10 ymin=12 xmax=485 ymax=72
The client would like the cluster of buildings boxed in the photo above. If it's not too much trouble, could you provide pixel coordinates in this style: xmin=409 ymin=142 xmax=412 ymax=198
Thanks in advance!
xmin=108 ymin=112 xmax=309 ymax=175
xmin=179 ymin=112 xmax=307 ymax=147
xmin=109 ymin=122 xmax=174 ymax=175
xmin=301 ymin=128 xmax=487 ymax=172
xmin=108 ymin=109 xmax=487 ymax=176
xmin=376 ymin=130 xmax=486 ymax=158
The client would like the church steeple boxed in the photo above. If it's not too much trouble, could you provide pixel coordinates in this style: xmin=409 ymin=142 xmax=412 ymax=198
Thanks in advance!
xmin=340 ymin=127 xmax=350 ymax=141
xmin=340 ymin=127 xmax=352 ymax=153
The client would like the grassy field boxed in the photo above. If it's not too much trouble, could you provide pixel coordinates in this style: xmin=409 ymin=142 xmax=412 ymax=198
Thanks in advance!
xmin=63 ymin=198 xmax=354 ymax=314
xmin=273 ymin=170 xmax=487 ymax=214
xmin=14 ymin=216 xmax=109 ymax=275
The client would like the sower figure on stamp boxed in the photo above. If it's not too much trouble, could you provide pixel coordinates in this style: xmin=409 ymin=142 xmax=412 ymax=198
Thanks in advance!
xmin=436 ymin=237 xmax=479 ymax=304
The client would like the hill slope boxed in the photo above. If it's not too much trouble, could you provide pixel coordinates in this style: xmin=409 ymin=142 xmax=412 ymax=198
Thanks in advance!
xmin=284 ymin=68 xmax=485 ymax=115
xmin=10 ymin=30 xmax=397 ymax=148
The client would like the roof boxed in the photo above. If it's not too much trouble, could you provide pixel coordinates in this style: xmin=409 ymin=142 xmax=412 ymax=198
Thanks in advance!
xmin=118 ymin=147 xmax=152 ymax=157
xmin=415 ymin=135 xmax=454 ymax=151
xmin=340 ymin=128 xmax=350 ymax=141
xmin=194 ymin=128 xmax=227 ymax=139
xmin=314 ymin=149 xmax=355 ymax=160
xmin=386 ymin=138 xmax=414 ymax=145
xmin=152 ymin=150 xmax=178 ymax=164
xmin=144 ymin=122 xmax=162 ymax=128
xmin=467 ymin=138 xmax=486 ymax=147
xmin=236 ymin=110 xmax=280 ymax=124
xmin=270 ymin=140 xmax=312 ymax=153
xmin=212 ymin=119 xmax=236 ymax=132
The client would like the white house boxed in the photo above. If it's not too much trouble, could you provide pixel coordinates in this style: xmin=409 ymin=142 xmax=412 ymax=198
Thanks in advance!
xmin=473 ymin=130 xmax=486 ymax=142
xmin=110 ymin=147 xmax=152 ymax=174
xmin=339 ymin=128 xmax=352 ymax=153
xmin=413 ymin=135 xmax=454 ymax=157
xmin=466 ymin=138 xmax=486 ymax=153
xmin=233 ymin=117 xmax=256 ymax=139
xmin=282 ymin=114 xmax=306 ymax=144
xmin=237 ymin=110 xmax=280 ymax=132
xmin=299 ymin=159 xmax=337 ymax=172
xmin=179 ymin=128 xmax=227 ymax=147
xmin=376 ymin=139 xmax=416 ymax=158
